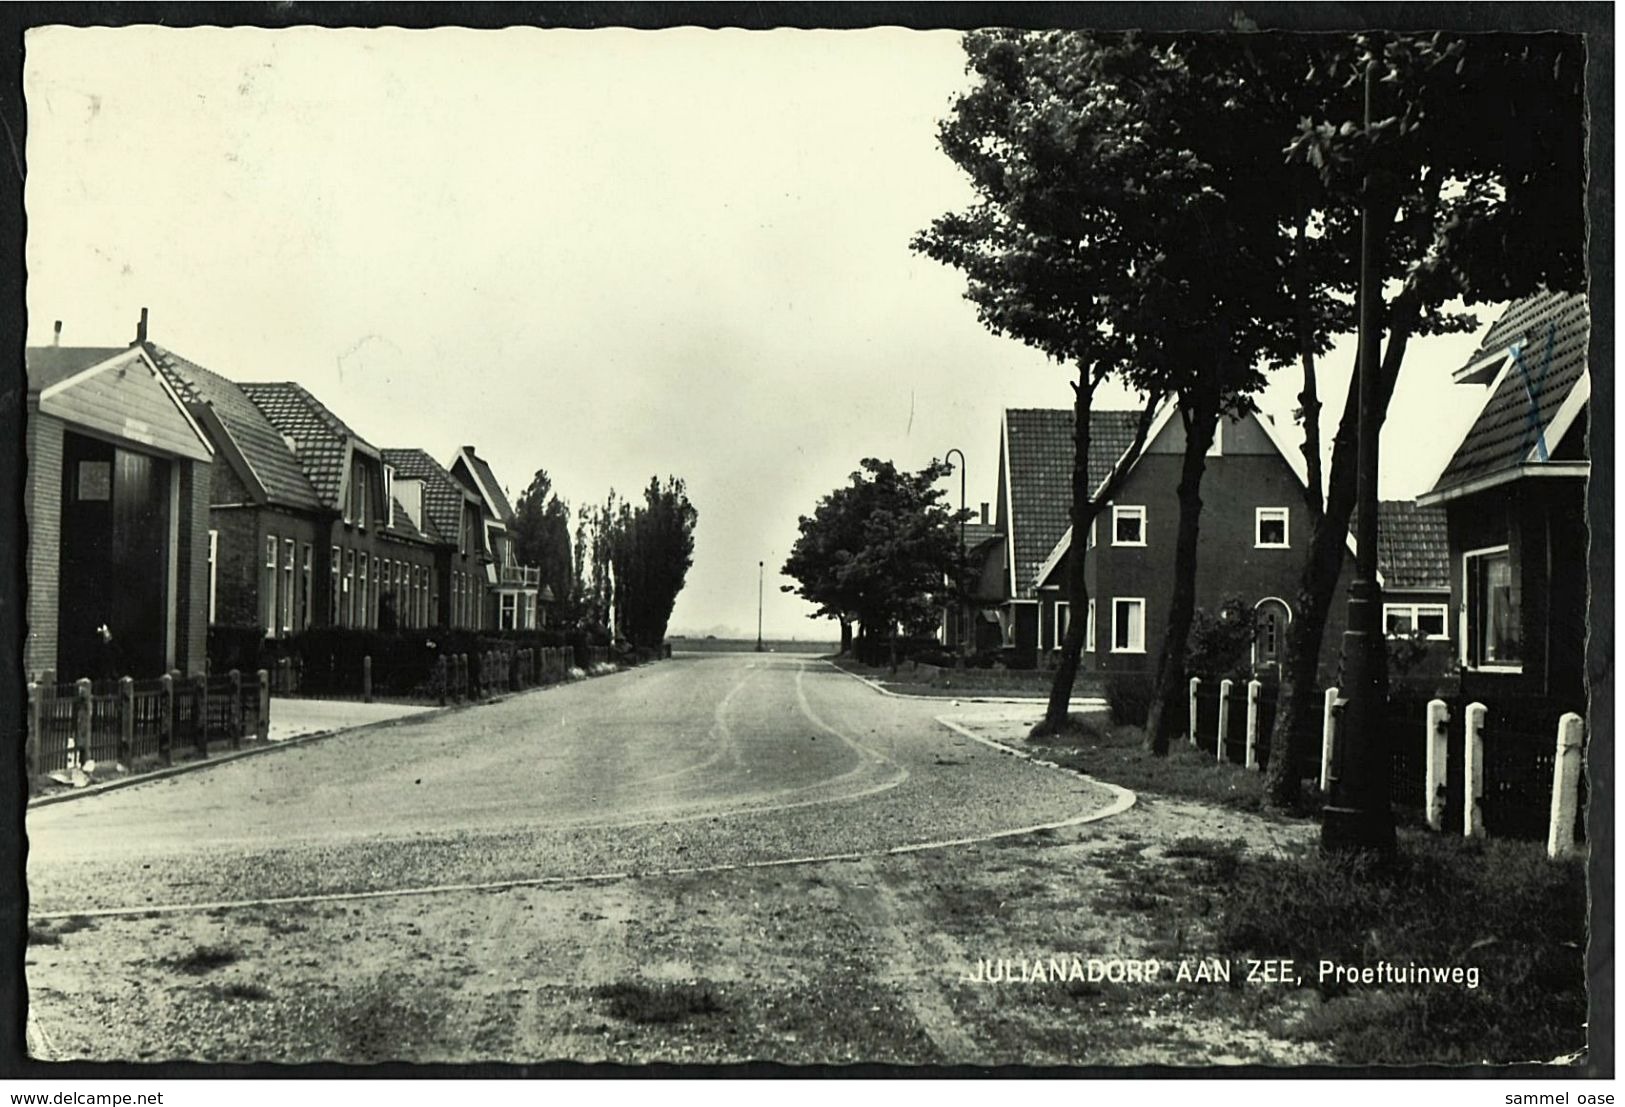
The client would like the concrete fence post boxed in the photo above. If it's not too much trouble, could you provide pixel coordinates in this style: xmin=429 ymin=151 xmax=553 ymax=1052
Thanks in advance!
xmin=25 ymin=681 xmax=40 ymax=779
xmin=228 ymin=669 xmax=243 ymax=749
xmin=159 ymin=673 xmax=174 ymax=766
xmin=1548 ymin=713 xmax=1585 ymax=860
xmin=1425 ymin=699 xmax=1450 ymax=831
xmin=256 ymin=669 xmax=270 ymax=742
xmin=1244 ymin=679 xmax=1261 ymax=771
xmin=118 ymin=675 xmax=134 ymax=763
xmin=436 ymin=655 xmax=448 ymax=706
xmin=278 ymin=657 xmax=292 ymax=695
xmin=1188 ymin=677 xmax=1201 ymax=747
xmin=1464 ymin=701 xmax=1487 ymax=839
xmin=72 ymin=678 xmax=91 ymax=769
xmin=362 ymin=655 xmax=373 ymax=704
xmin=1319 ymin=686 xmax=1339 ymax=793
xmin=1216 ymin=679 xmax=1232 ymax=763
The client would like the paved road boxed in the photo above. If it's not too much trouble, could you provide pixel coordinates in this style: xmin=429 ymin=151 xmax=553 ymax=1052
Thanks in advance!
xmin=27 ymin=653 xmax=1116 ymax=916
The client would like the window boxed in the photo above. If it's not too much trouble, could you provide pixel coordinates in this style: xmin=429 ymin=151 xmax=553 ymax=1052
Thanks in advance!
xmin=1256 ymin=507 xmax=1290 ymax=549
xmin=357 ymin=554 xmax=369 ymax=629
xmin=1464 ymin=547 xmax=1520 ymax=669
xmin=207 ymin=530 xmax=218 ymax=624
xmin=264 ymin=535 xmax=278 ymax=635
xmin=300 ymin=545 xmax=313 ymax=629
xmin=1087 ymin=517 xmax=1097 ymax=550
xmin=1053 ymin=601 xmax=1070 ymax=649
xmin=353 ymin=464 xmax=368 ymax=530
xmin=1112 ymin=505 xmax=1146 ymax=547
xmin=1385 ymin=603 xmax=1449 ymax=641
xmin=383 ymin=465 xmax=394 ymax=519
xmin=281 ymin=538 xmax=295 ymax=634
xmin=344 ymin=549 xmax=356 ymax=627
xmin=501 ymin=593 xmax=518 ymax=630
xmin=330 ymin=546 xmax=341 ymax=623
xmin=417 ymin=566 xmax=429 ymax=626
xmin=1111 ymin=598 xmax=1146 ymax=653
xmin=371 ymin=557 xmax=381 ymax=628
xmin=1086 ymin=599 xmax=1096 ymax=652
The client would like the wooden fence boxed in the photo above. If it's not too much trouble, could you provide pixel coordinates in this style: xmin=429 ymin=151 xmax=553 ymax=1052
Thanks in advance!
xmin=26 ymin=669 xmax=271 ymax=780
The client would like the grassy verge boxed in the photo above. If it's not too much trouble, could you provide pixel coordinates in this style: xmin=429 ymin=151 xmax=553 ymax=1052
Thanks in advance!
xmin=832 ymin=656 xmax=1101 ymax=699
xmin=1027 ymin=714 xmax=1289 ymax=813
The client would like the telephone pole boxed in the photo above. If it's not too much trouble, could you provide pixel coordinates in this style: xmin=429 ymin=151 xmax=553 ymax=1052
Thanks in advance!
xmin=755 ymin=560 xmax=765 ymax=652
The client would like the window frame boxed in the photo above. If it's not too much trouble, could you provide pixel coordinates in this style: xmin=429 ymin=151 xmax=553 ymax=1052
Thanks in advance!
xmin=1111 ymin=597 xmax=1146 ymax=654
xmin=1462 ymin=545 xmax=1521 ymax=672
xmin=207 ymin=529 xmax=218 ymax=624
xmin=300 ymin=544 xmax=313 ymax=629
xmin=1111 ymin=505 xmax=1147 ymax=548
xmin=264 ymin=535 xmax=278 ymax=635
xmin=1255 ymin=507 xmax=1291 ymax=549
xmin=1085 ymin=598 xmax=1096 ymax=653
xmin=329 ymin=545 xmax=341 ymax=624
xmin=1383 ymin=602 xmax=1450 ymax=642
xmin=1052 ymin=600 xmax=1070 ymax=650
xmin=343 ymin=549 xmax=356 ymax=628
xmin=281 ymin=538 xmax=296 ymax=634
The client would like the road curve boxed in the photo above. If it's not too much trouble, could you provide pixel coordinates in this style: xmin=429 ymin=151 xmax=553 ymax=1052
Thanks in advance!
xmin=27 ymin=652 xmax=1118 ymax=915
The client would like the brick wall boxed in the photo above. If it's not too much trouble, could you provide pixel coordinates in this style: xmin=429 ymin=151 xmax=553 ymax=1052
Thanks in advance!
xmin=25 ymin=408 xmax=63 ymax=679
xmin=211 ymin=506 xmax=262 ymax=628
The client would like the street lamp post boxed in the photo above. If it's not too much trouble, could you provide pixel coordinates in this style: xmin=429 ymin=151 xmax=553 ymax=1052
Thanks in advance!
xmin=756 ymin=560 xmax=765 ymax=653
xmin=1322 ymin=58 xmax=1395 ymax=856
xmin=945 ymin=448 xmax=967 ymax=661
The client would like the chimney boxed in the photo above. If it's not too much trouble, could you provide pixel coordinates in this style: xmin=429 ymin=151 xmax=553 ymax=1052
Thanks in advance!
xmin=134 ymin=307 xmax=148 ymax=345
xmin=980 ymin=502 xmax=990 ymax=525
xmin=52 ymin=320 xmax=61 ymax=347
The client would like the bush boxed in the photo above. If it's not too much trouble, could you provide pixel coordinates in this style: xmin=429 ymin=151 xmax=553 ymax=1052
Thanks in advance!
xmin=1103 ymin=672 xmax=1154 ymax=726
xmin=1184 ymin=596 xmax=1257 ymax=684
xmin=207 ymin=625 xmax=270 ymax=675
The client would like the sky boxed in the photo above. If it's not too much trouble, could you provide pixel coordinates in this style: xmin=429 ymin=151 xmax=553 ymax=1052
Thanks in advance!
xmin=23 ymin=26 xmax=1495 ymax=639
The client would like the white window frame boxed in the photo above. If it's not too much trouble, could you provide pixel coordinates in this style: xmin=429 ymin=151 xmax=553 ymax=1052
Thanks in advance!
xmin=1087 ymin=517 xmax=1097 ymax=550
xmin=1086 ymin=598 xmax=1096 ymax=653
xmin=281 ymin=537 xmax=295 ymax=634
xmin=1053 ymin=601 xmax=1070 ymax=649
xmin=501 ymin=592 xmax=518 ymax=631
xmin=1255 ymin=507 xmax=1290 ymax=549
xmin=1111 ymin=597 xmax=1146 ymax=654
xmin=1112 ymin=505 xmax=1147 ymax=548
xmin=207 ymin=529 xmax=218 ymax=624
xmin=1384 ymin=602 xmax=1450 ymax=641
xmin=300 ymin=544 xmax=313 ymax=629
xmin=329 ymin=545 xmax=341 ymax=624
xmin=1462 ymin=545 xmax=1522 ymax=672
xmin=264 ymin=535 xmax=278 ymax=635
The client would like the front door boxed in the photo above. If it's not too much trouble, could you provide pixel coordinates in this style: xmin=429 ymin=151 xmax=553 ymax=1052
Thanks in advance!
xmin=1254 ymin=598 xmax=1291 ymax=676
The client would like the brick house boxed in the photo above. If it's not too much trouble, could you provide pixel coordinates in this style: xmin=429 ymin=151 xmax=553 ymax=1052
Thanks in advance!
xmin=380 ymin=448 xmax=489 ymax=630
xmin=449 ymin=446 xmax=543 ymax=629
xmin=25 ymin=338 xmax=215 ymax=680
xmin=987 ymin=404 xmax=1451 ymax=682
xmin=238 ymin=383 xmax=442 ymax=631
xmin=146 ymin=342 xmax=330 ymax=639
xmin=1417 ymin=291 xmax=1589 ymax=712
xmin=941 ymin=509 xmax=1004 ymax=653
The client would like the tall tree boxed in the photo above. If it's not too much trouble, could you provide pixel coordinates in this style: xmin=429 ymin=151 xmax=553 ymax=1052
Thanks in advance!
xmin=919 ymin=30 xmax=1243 ymax=736
xmin=783 ymin=458 xmax=966 ymax=670
xmin=1261 ymin=31 xmax=1585 ymax=807
xmin=511 ymin=469 xmax=576 ymax=616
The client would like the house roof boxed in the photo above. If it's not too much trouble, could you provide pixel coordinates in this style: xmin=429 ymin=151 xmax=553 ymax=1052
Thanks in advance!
xmin=146 ymin=343 xmax=325 ymax=512
xmin=453 ymin=446 xmax=516 ymax=524
xmin=1428 ymin=292 xmax=1589 ymax=499
xmin=959 ymin=521 xmax=999 ymax=552
xmin=26 ymin=346 xmax=131 ymax=391
xmin=1004 ymin=408 xmax=1144 ymax=599
xmin=381 ymin=448 xmax=479 ymax=544
xmin=1375 ymin=500 xmax=1450 ymax=591
xmin=239 ymin=382 xmax=375 ymax=511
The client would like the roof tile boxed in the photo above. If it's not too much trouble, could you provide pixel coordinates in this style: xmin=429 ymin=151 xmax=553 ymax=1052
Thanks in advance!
xmin=1375 ymin=500 xmax=1450 ymax=591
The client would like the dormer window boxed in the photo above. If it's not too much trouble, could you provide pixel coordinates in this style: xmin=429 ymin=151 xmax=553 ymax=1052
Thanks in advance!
xmin=383 ymin=464 xmax=394 ymax=520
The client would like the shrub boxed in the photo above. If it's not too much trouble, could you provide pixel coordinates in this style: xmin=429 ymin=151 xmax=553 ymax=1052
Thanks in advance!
xmin=207 ymin=625 xmax=270 ymax=675
xmin=1184 ymin=596 xmax=1258 ymax=684
xmin=1103 ymin=672 xmax=1154 ymax=725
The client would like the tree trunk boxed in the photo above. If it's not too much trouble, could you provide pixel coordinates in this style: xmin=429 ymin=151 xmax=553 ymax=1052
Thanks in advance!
xmin=1144 ymin=405 xmax=1218 ymax=754
xmin=1263 ymin=281 xmax=1419 ymax=808
xmin=839 ymin=619 xmax=853 ymax=656
xmin=1033 ymin=380 xmax=1095 ymax=737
